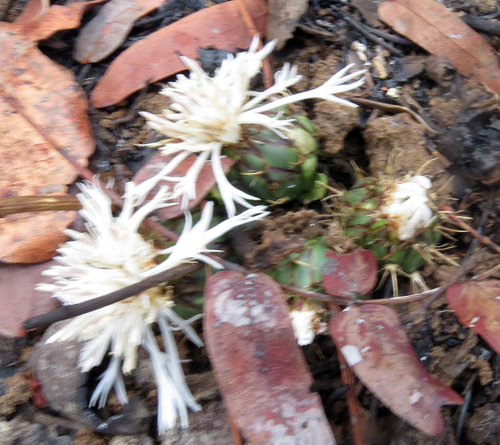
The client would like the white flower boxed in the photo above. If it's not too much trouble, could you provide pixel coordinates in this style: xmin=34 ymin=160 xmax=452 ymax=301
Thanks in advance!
xmin=37 ymin=177 xmax=268 ymax=434
xmin=289 ymin=307 xmax=318 ymax=346
xmin=380 ymin=175 xmax=434 ymax=241
xmin=140 ymin=36 xmax=365 ymax=217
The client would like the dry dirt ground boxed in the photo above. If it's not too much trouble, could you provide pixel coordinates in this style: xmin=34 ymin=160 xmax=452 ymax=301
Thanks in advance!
xmin=2 ymin=0 xmax=500 ymax=444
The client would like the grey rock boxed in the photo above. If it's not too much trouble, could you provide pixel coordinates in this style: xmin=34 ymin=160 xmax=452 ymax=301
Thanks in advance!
xmin=0 ymin=418 xmax=48 ymax=445
xmin=160 ymin=400 xmax=231 ymax=445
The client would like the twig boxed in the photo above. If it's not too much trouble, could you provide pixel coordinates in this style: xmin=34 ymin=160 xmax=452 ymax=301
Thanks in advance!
xmin=358 ymin=289 xmax=437 ymax=305
xmin=440 ymin=205 xmax=500 ymax=255
xmin=473 ymin=261 xmax=500 ymax=281
xmin=227 ymin=412 xmax=245 ymax=445
xmin=0 ymin=196 xmax=81 ymax=217
xmin=330 ymin=302 xmax=366 ymax=445
xmin=401 ymin=254 xmax=478 ymax=322
xmin=463 ymin=205 xmax=490 ymax=261
xmin=235 ymin=0 xmax=273 ymax=89
xmin=364 ymin=26 xmax=413 ymax=46
xmin=280 ymin=284 xmax=438 ymax=306
xmin=440 ymin=204 xmax=500 ymax=280
xmin=280 ymin=284 xmax=355 ymax=305
xmin=349 ymin=97 xmax=441 ymax=134
xmin=342 ymin=15 xmax=404 ymax=57
xmin=456 ymin=374 xmax=476 ymax=441
xmin=23 ymin=262 xmax=201 ymax=330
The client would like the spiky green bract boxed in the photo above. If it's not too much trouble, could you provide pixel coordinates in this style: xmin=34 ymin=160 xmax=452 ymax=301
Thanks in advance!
xmin=267 ymin=237 xmax=329 ymax=291
xmin=226 ymin=109 xmax=327 ymax=204
xmin=337 ymin=176 xmax=441 ymax=274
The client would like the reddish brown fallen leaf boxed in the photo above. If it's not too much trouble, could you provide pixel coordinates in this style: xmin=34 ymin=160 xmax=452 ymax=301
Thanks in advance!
xmin=446 ymin=280 xmax=500 ymax=355
xmin=15 ymin=0 xmax=104 ymax=42
xmin=322 ymin=249 xmax=377 ymax=298
xmin=74 ymin=0 xmax=170 ymax=63
xmin=204 ymin=271 xmax=337 ymax=445
xmin=378 ymin=0 xmax=500 ymax=92
xmin=0 ymin=2 xmax=97 ymax=263
xmin=91 ymin=0 xmax=267 ymax=108
xmin=329 ymin=304 xmax=463 ymax=437
xmin=133 ymin=152 xmax=233 ymax=219
xmin=0 ymin=261 xmax=59 ymax=337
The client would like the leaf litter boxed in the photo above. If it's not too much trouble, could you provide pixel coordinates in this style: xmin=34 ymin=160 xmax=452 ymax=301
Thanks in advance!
xmin=0 ymin=0 xmax=98 ymax=263
xmin=329 ymin=304 xmax=463 ymax=437
xmin=3 ymin=0 xmax=500 ymax=443
xmin=74 ymin=0 xmax=171 ymax=63
xmin=91 ymin=0 xmax=267 ymax=107
xmin=378 ymin=0 xmax=500 ymax=92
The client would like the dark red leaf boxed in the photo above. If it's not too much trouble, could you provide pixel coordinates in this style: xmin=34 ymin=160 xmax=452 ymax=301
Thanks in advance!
xmin=91 ymin=0 xmax=267 ymax=107
xmin=329 ymin=304 xmax=463 ymax=437
xmin=204 ymin=271 xmax=336 ymax=445
xmin=446 ymin=280 xmax=500 ymax=355
xmin=322 ymin=250 xmax=377 ymax=298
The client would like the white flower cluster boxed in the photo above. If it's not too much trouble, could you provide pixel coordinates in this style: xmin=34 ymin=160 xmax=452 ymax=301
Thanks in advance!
xmin=380 ymin=175 xmax=434 ymax=241
xmin=37 ymin=175 xmax=268 ymax=434
xmin=38 ymin=39 xmax=365 ymax=435
xmin=141 ymin=36 xmax=365 ymax=217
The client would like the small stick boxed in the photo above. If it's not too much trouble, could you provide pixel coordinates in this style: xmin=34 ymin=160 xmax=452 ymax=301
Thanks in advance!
xmin=281 ymin=284 xmax=437 ymax=306
xmin=363 ymin=26 xmax=413 ymax=45
xmin=441 ymin=205 xmax=500 ymax=255
xmin=235 ymin=0 xmax=273 ymax=89
xmin=23 ymin=262 xmax=200 ymax=330
xmin=0 ymin=196 xmax=81 ymax=217
xmin=399 ymin=254 xmax=478 ymax=323
xmin=227 ymin=412 xmax=245 ymax=445
xmin=280 ymin=284 xmax=356 ymax=305
xmin=330 ymin=302 xmax=366 ymax=445
xmin=473 ymin=262 xmax=500 ymax=281
xmin=342 ymin=15 xmax=404 ymax=57
xmin=349 ymin=97 xmax=441 ymax=134
xmin=456 ymin=374 xmax=476 ymax=441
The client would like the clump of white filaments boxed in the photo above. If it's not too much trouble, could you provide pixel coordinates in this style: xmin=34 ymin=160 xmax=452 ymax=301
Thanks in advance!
xmin=140 ymin=36 xmax=366 ymax=217
xmin=37 ymin=174 xmax=269 ymax=435
xmin=380 ymin=175 xmax=434 ymax=241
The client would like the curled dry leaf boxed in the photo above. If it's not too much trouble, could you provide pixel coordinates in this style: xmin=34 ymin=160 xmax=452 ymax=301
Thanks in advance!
xmin=378 ymin=0 xmax=500 ymax=92
xmin=14 ymin=0 xmax=104 ymax=42
xmin=267 ymin=0 xmax=309 ymax=50
xmin=204 ymin=271 xmax=337 ymax=445
xmin=74 ymin=0 xmax=170 ymax=63
xmin=91 ymin=0 xmax=267 ymax=108
xmin=329 ymin=304 xmax=463 ymax=437
xmin=446 ymin=280 xmax=500 ymax=355
xmin=322 ymin=249 xmax=378 ymax=298
xmin=0 ymin=0 xmax=97 ymax=263
xmin=133 ymin=152 xmax=233 ymax=220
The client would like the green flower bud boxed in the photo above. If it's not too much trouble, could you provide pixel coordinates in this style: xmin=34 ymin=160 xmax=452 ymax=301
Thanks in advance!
xmin=226 ymin=108 xmax=326 ymax=204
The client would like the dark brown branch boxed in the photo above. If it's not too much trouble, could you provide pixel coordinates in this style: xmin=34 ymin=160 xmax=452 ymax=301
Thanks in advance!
xmin=23 ymin=262 xmax=200 ymax=331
